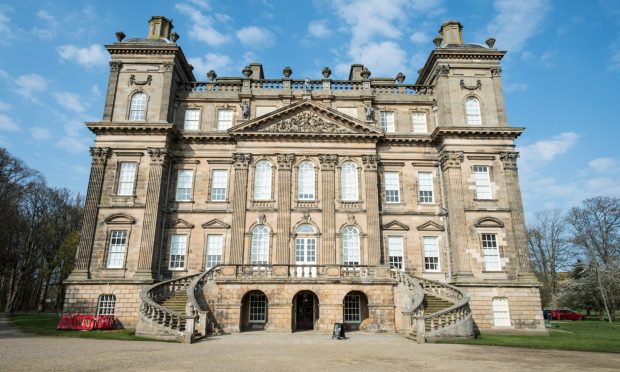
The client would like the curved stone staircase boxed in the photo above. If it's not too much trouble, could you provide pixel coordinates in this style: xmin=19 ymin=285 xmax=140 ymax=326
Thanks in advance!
xmin=391 ymin=269 xmax=474 ymax=342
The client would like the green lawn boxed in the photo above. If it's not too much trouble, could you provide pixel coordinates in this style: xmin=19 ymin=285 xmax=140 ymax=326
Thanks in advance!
xmin=437 ymin=320 xmax=620 ymax=353
xmin=10 ymin=313 xmax=163 ymax=342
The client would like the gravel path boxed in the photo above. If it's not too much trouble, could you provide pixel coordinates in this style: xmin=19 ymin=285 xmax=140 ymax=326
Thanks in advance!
xmin=0 ymin=316 xmax=618 ymax=371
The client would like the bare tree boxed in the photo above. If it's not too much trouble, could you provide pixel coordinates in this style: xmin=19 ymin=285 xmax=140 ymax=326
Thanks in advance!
xmin=566 ymin=197 xmax=620 ymax=322
xmin=527 ymin=209 xmax=573 ymax=308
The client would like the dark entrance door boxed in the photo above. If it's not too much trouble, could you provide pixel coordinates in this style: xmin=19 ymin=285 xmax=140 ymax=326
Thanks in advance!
xmin=295 ymin=292 xmax=315 ymax=330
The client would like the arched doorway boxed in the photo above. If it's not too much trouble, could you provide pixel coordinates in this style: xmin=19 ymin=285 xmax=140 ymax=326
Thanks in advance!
xmin=240 ymin=290 xmax=268 ymax=331
xmin=292 ymin=291 xmax=319 ymax=331
xmin=343 ymin=291 xmax=369 ymax=331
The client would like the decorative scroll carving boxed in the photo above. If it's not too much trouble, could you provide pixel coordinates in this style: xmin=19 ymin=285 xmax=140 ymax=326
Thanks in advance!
xmin=147 ymin=147 xmax=169 ymax=164
xmin=130 ymin=74 xmax=152 ymax=86
xmin=276 ymin=154 xmax=295 ymax=170
xmin=439 ymin=151 xmax=464 ymax=171
xmin=437 ymin=64 xmax=450 ymax=76
xmin=500 ymin=151 xmax=519 ymax=170
xmin=259 ymin=111 xmax=353 ymax=134
xmin=319 ymin=154 xmax=338 ymax=170
xmin=109 ymin=61 xmax=122 ymax=72
xmin=460 ymin=79 xmax=482 ymax=90
xmin=90 ymin=147 xmax=110 ymax=165
xmin=361 ymin=155 xmax=380 ymax=171
xmin=232 ymin=153 xmax=251 ymax=169
xmin=490 ymin=67 xmax=502 ymax=77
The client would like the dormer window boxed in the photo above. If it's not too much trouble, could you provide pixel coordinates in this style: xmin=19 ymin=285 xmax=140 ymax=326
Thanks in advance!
xmin=465 ymin=97 xmax=482 ymax=125
xmin=129 ymin=93 xmax=146 ymax=121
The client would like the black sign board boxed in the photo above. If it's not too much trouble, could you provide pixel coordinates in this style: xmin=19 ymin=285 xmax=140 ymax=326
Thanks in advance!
xmin=332 ymin=322 xmax=345 ymax=340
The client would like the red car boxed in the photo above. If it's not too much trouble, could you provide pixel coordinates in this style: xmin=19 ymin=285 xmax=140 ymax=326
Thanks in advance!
xmin=550 ymin=309 xmax=586 ymax=321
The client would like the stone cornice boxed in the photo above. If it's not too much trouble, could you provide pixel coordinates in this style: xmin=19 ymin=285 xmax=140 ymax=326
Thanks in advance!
xmin=432 ymin=126 xmax=524 ymax=141
xmin=180 ymin=133 xmax=236 ymax=144
xmin=416 ymin=48 xmax=506 ymax=85
xmin=381 ymin=134 xmax=433 ymax=144
xmin=86 ymin=121 xmax=178 ymax=136
xmin=105 ymin=43 xmax=195 ymax=81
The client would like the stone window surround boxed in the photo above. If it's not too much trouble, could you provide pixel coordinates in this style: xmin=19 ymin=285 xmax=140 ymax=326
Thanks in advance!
xmin=492 ymin=296 xmax=512 ymax=327
xmin=293 ymin=157 xmax=319 ymax=203
xmin=336 ymin=223 xmax=366 ymax=266
xmin=202 ymin=221 xmax=231 ymax=270
xmin=422 ymin=235 xmax=441 ymax=272
xmin=477 ymin=229 xmax=505 ymax=272
xmin=170 ymin=161 xmax=199 ymax=206
xmin=101 ymin=226 xmax=133 ymax=273
xmin=182 ymin=104 xmax=203 ymax=131
xmin=385 ymin=234 xmax=405 ymax=270
xmin=111 ymin=154 xmax=143 ymax=204
xmin=463 ymin=94 xmax=484 ymax=126
xmin=208 ymin=168 xmax=230 ymax=203
xmin=416 ymin=169 xmax=436 ymax=205
xmin=215 ymin=104 xmax=236 ymax=131
xmin=126 ymin=89 xmax=149 ymax=121
xmin=380 ymin=169 xmax=404 ymax=206
xmin=336 ymin=158 xmax=362 ymax=205
xmin=246 ymin=223 xmax=273 ymax=265
xmin=379 ymin=110 xmax=396 ymax=133
xmin=251 ymin=157 xmax=275 ymax=205
xmin=409 ymin=108 xmax=430 ymax=134
xmin=166 ymin=231 xmax=191 ymax=272
xmin=471 ymin=163 xmax=496 ymax=201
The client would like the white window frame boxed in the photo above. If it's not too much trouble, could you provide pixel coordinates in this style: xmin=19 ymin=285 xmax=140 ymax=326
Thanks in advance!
xmin=411 ymin=112 xmax=427 ymax=133
xmin=387 ymin=236 xmax=404 ymax=270
xmin=482 ymin=233 xmax=501 ymax=271
xmin=380 ymin=111 xmax=395 ymax=132
xmin=465 ymin=97 xmax=482 ymax=125
xmin=106 ymin=230 xmax=128 ymax=268
xmin=492 ymin=297 xmax=511 ymax=326
xmin=342 ymin=226 xmax=360 ymax=265
xmin=129 ymin=93 xmax=146 ymax=121
xmin=418 ymin=171 xmax=434 ymax=204
xmin=384 ymin=172 xmax=400 ymax=203
xmin=343 ymin=293 xmax=361 ymax=323
xmin=96 ymin=294 xmax=116 ymax=316
xmin=251 ymin=225 xmax=270 ymax=265
xmin=176 ymin=170 xmax=193 ymax=201
xmin=184 ymin=108 xmax=200 ymax=130
xmin=340 ymin=161 xmax=358 ymax=201
xmin=169 ymin=234 xmax=188 ymax=270
xmin=205 ymin=234 xmax=223 ymax=269
xmin=117 ymin=162 xmax=137 ymax=196
xmin=295 ymin=224 xmax=317 ymax=265
xmin=423 ymin=236 xmax=440 ymax=272
xmin=254 ymin=160 xmax=272 ymax=201
xmin=217 ymin=109 xmax=233 ymax=130
xmin=297 ymin=161 xmax=316 ymax=200
xmin=211 ymin=169 xmax=228 ymax=201
xmin=473 ymin=165 xmax=492 ymax=199
xmin=248 ymin=293 xmax=267 ymax=323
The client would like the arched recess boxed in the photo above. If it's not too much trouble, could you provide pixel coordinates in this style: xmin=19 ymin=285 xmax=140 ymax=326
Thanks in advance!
xmin=343 ymin=290 xmax=369 ymax=331
xmin=240 ymin=290 xmax=268 ymax=331
xmin=104 ymin=213 xmax=135 ymax=225
xmin=474 ymin=216 xmax=504 ymax=228
xmin=292 ymin=290 xmax=319 ymax=332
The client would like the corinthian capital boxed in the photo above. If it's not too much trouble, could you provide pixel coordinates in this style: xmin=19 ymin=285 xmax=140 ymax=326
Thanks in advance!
xmin=276 ymin=154 xmax=295 ymax=170
xmin=318 ymin=154 xmax=338 ymax=170
xmin=232 ymin=153 xmax=251 ymax=169
xmin=361 ymin=154 xmax=380 ymax=171
xmin=500 ymin=151 xmax=519 ymax=170
xmin=147 ymin=147 xmax=169 ymax=165
xmin=89 ymin=147 xmax=110 ymax=165
xmin=439 ymin=151 xmax=464 ymax=171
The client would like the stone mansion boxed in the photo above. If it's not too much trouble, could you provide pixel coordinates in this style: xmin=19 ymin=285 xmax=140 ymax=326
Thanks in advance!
xmin=64 ymin=16 xmax=545 ymax=342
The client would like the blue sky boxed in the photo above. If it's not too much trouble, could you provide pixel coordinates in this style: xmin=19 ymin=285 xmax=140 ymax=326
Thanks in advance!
xmin=0 ymin=0 xmax=619 ymax=220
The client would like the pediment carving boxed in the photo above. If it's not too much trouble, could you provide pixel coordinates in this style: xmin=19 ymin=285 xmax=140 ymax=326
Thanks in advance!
xmin=474 ymin=216 xmax=504 ymax=228
xmin=417 ymin=221 xmax=445 ymax=231
xmin=104 ymin=213 xmax=135 ymax=225
xmin=382 ymin=221 xmax=409 ymax=231
xmin=202 ymin=219 xmax=231 ymax=229
xmin=166 ymin=218 xmax=194 ymax=229
xmin=258 ymin=111 xmax=354 ymax=134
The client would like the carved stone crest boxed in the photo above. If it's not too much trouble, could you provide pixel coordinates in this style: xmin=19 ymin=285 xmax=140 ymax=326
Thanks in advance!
xmin=259 ymin=111 xmax=353 ymax=134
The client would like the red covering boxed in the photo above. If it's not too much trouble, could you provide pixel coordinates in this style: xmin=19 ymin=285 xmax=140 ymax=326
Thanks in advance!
xmin=94 ymin=315 xmax=115 ymax=330
xmin=73 ymin=314 xmax=95 ymax=330
xmin=57 ymin=314 xmax=115 ymax=330
xmin=56 ymin=315 xmax=74 ymax=330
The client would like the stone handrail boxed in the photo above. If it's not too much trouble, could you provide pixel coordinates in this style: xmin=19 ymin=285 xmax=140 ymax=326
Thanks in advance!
xmin=187 ymin=266 xmax=221 ymax=338
xmin=390 ymin=269 xmax=425 ymax=334
xmin=219 ymin=264 xmax=391 ymax=281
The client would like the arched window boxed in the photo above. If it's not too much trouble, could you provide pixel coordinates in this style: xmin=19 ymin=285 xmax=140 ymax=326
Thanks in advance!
xmin=341 ymin=161 xmax=358 ymax=201
xmin=297 ymin=161 xmax=315 ymax=200
xmin=295 ymin=224 xmax=317 ymax=265
xmin=492 ymin=297 xmax=511 ymax=326
xmin=129 ymin=92 xmax=147 ymax=120
xmin=342 ymin=226 xmax=360 ymax=265
xmin=254 ymin=160 xmax=272 ymax=200
xmin=96 ymin=294 xmax=116 ymax=316
xmin=465 ymin=97 xmax=481 ymax=125
xmin=251 ymin=225 xmax=270 ymax=264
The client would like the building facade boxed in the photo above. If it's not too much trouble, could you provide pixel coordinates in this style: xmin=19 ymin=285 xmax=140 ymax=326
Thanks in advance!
xmin=64 ymin=16 xmax=545 ymax=341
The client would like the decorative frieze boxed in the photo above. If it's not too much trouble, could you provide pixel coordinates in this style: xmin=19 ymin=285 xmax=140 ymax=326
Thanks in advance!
xmin=259 ymin=111 xmax=352 ymax=134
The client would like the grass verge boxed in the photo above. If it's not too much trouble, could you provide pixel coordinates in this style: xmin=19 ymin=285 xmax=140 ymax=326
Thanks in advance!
xmin=436 ymin=320 xmax=620 ymax=353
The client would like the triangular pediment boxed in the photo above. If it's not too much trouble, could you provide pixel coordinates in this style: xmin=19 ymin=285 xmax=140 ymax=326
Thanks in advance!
xmin=166 ymin=218 xmax=194 ymax=229
xmin=416 ymin=221 xmax=445 ymax=231
xmin=382 ymin=221 xmax=410 ymax=231
xmin=202 ymin=219 xmax=231 ymax=229
xmin=229 ymin=100 xmax=383 ymax=138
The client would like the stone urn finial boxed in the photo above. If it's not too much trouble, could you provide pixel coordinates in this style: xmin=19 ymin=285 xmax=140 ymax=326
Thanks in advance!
xmin=115 ymin=31 xmax=126 ymax=42
xmin=283 ymin=66 xmax=292 ymax=78
xmin=433 ymin=35 xmax=442 ymax=47
xmin=242 ymin=65 xmax=252 ymax=78
xmin=170 ymin=31 xmax=180 ymax=43
xmin=360 ymin=67 xmax=371 ymax=80
xmin=207 ymin=70 xmax=217 ymax=81
xmin=485 ymin=37 xmax=496 ymax=48
xmin=395 ymin=72 xmax=406 ymax=84
xmin=322 ymin=66 xmax=332 ymax=79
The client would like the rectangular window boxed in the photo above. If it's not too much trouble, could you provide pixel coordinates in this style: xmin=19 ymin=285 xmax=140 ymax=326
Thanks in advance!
xmin=344 ymin=294 xmax=361 ymax=323
xmin=248 ymin=293 xmax=267 ymax=323
xmin=473 ymin=166 xmax=492 ymax=199
xmin=387 ymin=236 xmax=404 ymax=270
xmin=206 ymin=234 xmax=223 ymax=269
xmin=482 ymin=233 xmax=501 ymax=271
xmin=211 ymin=170 xmax=228 ymax=201
xmin=169 ymin=234 xmax=187 ymax=270
xmin=418 ymin=172 xmax=434 ymax=204
xmin=423 ymin=236 xmax=440 ymax=271
xmin=492 ymin=297 xmax=511 ymax=326
xmin=217 ymin=109 xmax=233 ymax=130
xmin=380 ymin=111 xmax=395 ymax=132
xmin=176 ymin=170 xmax=193 ymax=201
xmin=184 ymin=109 xmax=200 ymax=130
xmin=411 ymin=112 xmax=427 ymax=133
xmin=384 ymin=172 xmax=400 ymax=203
xmin=106 ymin=230 xmax=127 ymax=268
xmin=117 ymin=162 xmax=137 ymax=196
xmin=96 ymin=295 xmax=116 ymax=316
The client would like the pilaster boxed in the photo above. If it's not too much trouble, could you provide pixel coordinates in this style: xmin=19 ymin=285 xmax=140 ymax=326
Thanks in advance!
xmin=160 ymin=62 xmax=174 ymax=122
xmin=491 ymin=67 xmax=507 ymax=125
xmin=319 ymin=154 xmax=337 ymax=264
xmin=362 ymin=155 xmax=381 ymax=265
xmin=228 ymin=153 xmax=251 ymax=264
xmin=276 ymin=154 xmax=294 ymax=264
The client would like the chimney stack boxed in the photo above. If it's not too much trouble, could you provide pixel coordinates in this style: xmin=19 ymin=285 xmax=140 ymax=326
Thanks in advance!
xmin=439 ymin=20 xmax=463 ymax=46
xmin=147 ymin=16 xmax=173 ymax=40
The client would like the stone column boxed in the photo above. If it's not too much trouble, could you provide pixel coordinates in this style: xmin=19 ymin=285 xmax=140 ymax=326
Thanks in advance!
xmin=319 ymin=155 xmax=337 ymax=265
xmin=103 ymin=62 xmax=121 ymax=121
xmin=439 ymin=151 xmax=472 ymax=279
xmin=228 ymin=153 xmax=251 ymax=264
xmin=136 ymin=148 xmax=169 ymax=279
xmin=275 ymin=154 xmax=294 ymax=264
xmin=362 ymin=155 xmax=381 ymax=265
xmin=500 ymin=152 xmax=531 ymax=274
xmin=69 ymin=147 xmax=110 ymax=279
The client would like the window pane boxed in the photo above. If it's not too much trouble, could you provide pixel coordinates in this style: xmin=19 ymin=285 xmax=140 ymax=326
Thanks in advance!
xmin=249 ymin=293 xmax=267 ymax=323
xmin=297 ymin=161 xmax=315 ymax=200
xmin=117 ymin=162 xmax=137 ymax=196
xmin=380 ymin=111 xmax=395 ymax=132
xmin=411 ymin=112 xmax=427 ymax=133
xmin=170 ymin=235 xmax=187 ymax=269
xmin=107 ymin=230 xmax=127 ymax=268
xmin=465 ymin=97 xmax=482 ymax=125
xmin=423 ymin=236 xmax=440 ymax=271
xmin=176 ymin=170 xmax=193 ymax=201
xmin=184 ymin=109 xmax=200 ymax=130
xmin=217 ymin=109 xmax=233 ymax=130
xmin=384 ymin=172 xmax=400 ymax=203
xmin=482 ymin=234 xmax=501 ymax=271
xmin=473 ymin=165 xmax=492 ymax=199
xmin=344 ymin=294 xmax=361 ymax=323
xmin=129 ymin=93 xmax=146 ymax=120
xmin=97 ymin=295 xmax=116 ymax=316
xmin=211 ymin=170 xmax=228 ymax=201
xmin=206 ymin=234 xmax=223 ymax=269
xmin=342 ymin=226 xmax=360 ymax=265
xmin=251 ymin=225 xmax=269 ymax=264
xmin=295 ymin=237 xmax=317 ymax=264
xmin=492 ymin=297 xmax=511 ymax=326
xmin=388 ymin=236 xmax=404 ymax=270
xmin=341 ymin=161 xmax=358 ymax=201
xmin=254 ymin=161 xmax=272 ymax=200
xmin=418 ymin=172 xmax=434 ymax=204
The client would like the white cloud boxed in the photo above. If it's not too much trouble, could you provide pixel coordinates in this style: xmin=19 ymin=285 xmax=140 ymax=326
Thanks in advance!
xmin=57 ymin=44 xmax=107 ymax=67
xmin=0 ymin=7 xmax=11 ymax=35
xmin=236 ymin=26 xmax=274 ymax=47
xmin=189 ymin=53 xmax=232 ymax=78
xmin=54 ymin=120 xmax=90 ymax=154
xmin=53 ymin=91 xmax=87 ymax=113
xmin=486 ymin=0 xmax=550 ymax=52
xmin=520 ymin=132 xmax=578 ymax=163
xmin=349 ymin=41 xmax=407 ymax=76
xmin=175 ymin=3 xmax=231 ymax=46
xmin=0 ymin=114 xmax=20 ymax=132
xmin=188 ymin=0 xmax=210 ymax=10
xmin=0 ymin=101 xmax=10 ymax=111
xmin=31 ymin=10 xmax=59 ymax=39
xmin=31 ymin=127 xmax=52 ymax=140
xmin=410 ymin=31 xmax=428 ymax=44
xmin=14 ymin=73 xmax=48 ymax=100
xmin=588 ymin=157 xmax=619 ymax=173
xmin=308 ymin=19 xmax=331 ymax=38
